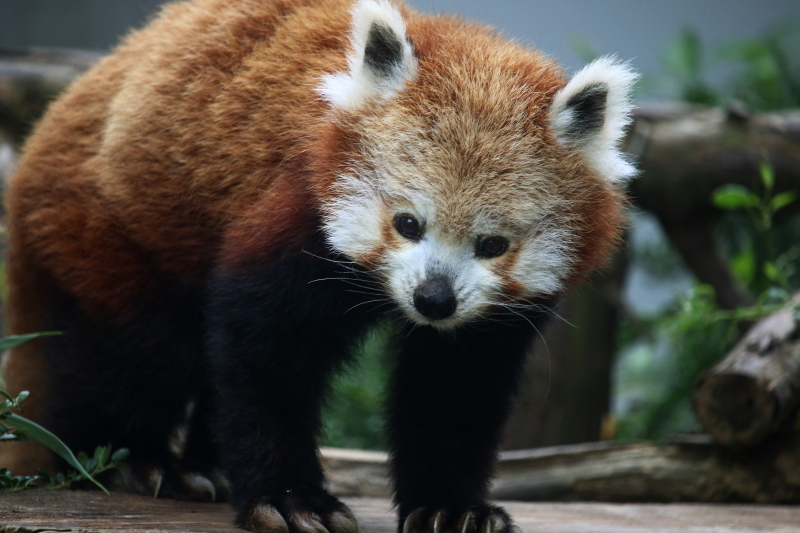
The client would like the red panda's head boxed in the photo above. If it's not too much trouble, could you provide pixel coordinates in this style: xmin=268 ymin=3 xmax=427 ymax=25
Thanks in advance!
xmin=314 ymin=0 xmax=636 ymax=329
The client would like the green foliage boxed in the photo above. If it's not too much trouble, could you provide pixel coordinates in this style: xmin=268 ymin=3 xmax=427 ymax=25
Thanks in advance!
xmin=0 ymin=390 xmax=29 ymax=442
xmin=0 ymin=445 xmax=129 ymax=493
xmin=321 ymin=324 xmax=395 ymax=450
xmin=657 ymin=22 xmax=800 ymax=111
xmin=0 ymin=332 xmax=128 ymax=492
xmin=662 ymin=28 xmax=719 ymax=106
xmin=615 ymin=286 xmax=740 ymax=440
xmin=713 ymin=162 xmax=799 ymax=294
xmin=615 ymin=162 xmax=800 ymax=441
xmin=0 ymin=332 xmax=62 ymax=352
xmin=0 ymin=387 xmax=128 ymax=493
xmin=718 ymin=22 xmax=800 ymax=111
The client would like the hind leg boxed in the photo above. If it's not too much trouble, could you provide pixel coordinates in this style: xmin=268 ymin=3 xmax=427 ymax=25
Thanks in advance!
xmin=0 ymin=260 xmax=60 ymax=476
xmin=40 ymin=280 xmax=222 ymax=500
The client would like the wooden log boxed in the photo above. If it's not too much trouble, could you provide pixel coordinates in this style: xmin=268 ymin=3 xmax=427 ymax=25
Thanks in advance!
xmin=626 ymin=103 xmax=800 ymax=313
xmin=627 ymin=102 xmax=800 ymax=226
xmin=0 ymin=48 xmax=101 ymax=141
xmin=321 ymin=435 xmax=800 ymax=503
xmin=492 ymin=436 xmax=800 ymax=503
xmin=320 ymin=447 xmax=391 ymax=498
xmin=693 ymin=292 xmax=800 ymax=447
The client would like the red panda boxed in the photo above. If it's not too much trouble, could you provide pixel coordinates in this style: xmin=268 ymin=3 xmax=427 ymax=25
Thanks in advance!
xmin=1 ymin=0 xmax=636 ymax=532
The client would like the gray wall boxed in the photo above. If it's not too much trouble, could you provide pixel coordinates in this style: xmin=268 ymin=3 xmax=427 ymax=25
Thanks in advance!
xmin=1 ymin=1 xmax=798 ymax=85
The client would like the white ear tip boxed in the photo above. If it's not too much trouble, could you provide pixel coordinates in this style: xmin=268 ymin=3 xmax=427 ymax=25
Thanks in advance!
xmin=317 ymin=0 xmax=416 ymax=109
xmin=550 ymin=56 xmax=639 ymax=183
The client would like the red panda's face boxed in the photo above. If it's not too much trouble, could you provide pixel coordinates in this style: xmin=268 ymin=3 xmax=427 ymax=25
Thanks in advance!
xmin=321 ymin=109 xmax=577 ymax=328
xmin=317 ymin=0 xmax=637 ymax=329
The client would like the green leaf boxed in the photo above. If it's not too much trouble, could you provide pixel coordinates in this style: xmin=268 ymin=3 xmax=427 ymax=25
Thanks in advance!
xmin=3 ymin=414 xmax=108 ymax=493
xmin=111 ymin=448 xmax=130 ymax=463
xmin=84 ymin=458 xmax=98 ymax=473
xmin=760 ymin=161 xmax=775 ymax=192
xmin=664 ymin=28 xmax=703 ymax=80
xmin=76 ymin=451 xmax=88 ymax=465
xmin=770 ymin=190 xmax=798 ymax=213
xmin=730 ymin=247 xmax=756 ymax=285
xmin=764 ymin=261 xmax=781 ymax=281
xmin=762 ymin=286 xmax=790 ymax=305
xmin=0 ymin=332 xmax=62 ymax=352
xmin=712 ymin=184 xmax=759 ymax=210
xmin=0 ymin=391 xmax=13 ymax=402
xmin=95 ymin=446 xmax=111 ymax=468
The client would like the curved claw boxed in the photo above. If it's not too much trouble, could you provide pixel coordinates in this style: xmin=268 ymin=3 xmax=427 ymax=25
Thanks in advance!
xmin=460 ymin=512 xmax=476 ymax=533
xmin=432 ymin=511 xmax=446 ymax=533
xmin=149 ymin=468 xmax=164 ymax=499
xmin=483 ymin=515 xmax=495 ymax=533
xmin=248 ymin=504 xmax=290 ymax=533
xmin=483 ymin=515 xmax=505 ymax=533
xmin=403 ymin=509 xmax=426 ymax=533
xmin=329 ymin=510 xmax=359 ymax=533
xmin=181 ymin=472 xmax=217 ymax=502
xmin=292 ymin=513 xmax=331 ymax=533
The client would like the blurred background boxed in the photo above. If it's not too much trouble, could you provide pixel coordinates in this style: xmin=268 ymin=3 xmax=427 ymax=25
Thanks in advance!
xmin=1 ymin=0 xmax=798 ymax=78
xmin=1 ymin=0 xmax=799 ymax=455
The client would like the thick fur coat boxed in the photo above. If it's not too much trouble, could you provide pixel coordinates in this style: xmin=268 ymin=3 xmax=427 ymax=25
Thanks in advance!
xmin=1 ymin=1 xmax=636 ymax=532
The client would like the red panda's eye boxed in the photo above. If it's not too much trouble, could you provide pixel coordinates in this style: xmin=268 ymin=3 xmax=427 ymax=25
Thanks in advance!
xmin=477 ymin=237 xmax=508 ymax=258
xmin=395 ymin=214 xmax=422 ymax=240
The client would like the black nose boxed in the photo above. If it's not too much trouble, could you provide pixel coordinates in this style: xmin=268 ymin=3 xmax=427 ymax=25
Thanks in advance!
xmin=413 ymin=277 xmax=457 ymax=320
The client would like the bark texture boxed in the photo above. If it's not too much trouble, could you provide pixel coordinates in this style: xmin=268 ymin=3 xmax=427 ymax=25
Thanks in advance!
xmin=694 ymin=292 xmax=800 ymax=447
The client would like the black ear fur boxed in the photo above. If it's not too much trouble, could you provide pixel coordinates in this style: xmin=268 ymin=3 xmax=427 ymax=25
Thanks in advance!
xmin=561 ymin=82 xmax=608 ymax=143
xmin=364 ymin=21 xmax=404 ymax=78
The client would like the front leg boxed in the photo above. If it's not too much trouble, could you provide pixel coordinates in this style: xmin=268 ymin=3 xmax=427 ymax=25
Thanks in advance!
xmin=207 ymin=252 xmax=375 ymax=533
xmin=387 ymin=313 xmax=551 ymax=533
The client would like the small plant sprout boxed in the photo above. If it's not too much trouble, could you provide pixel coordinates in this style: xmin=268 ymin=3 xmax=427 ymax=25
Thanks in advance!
xmin=0 ymin=332 xmax=129 ymax=492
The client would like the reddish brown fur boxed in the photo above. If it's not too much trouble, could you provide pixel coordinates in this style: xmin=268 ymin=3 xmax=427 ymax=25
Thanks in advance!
xmin=1 ymin=0 xmax=624 ymax=474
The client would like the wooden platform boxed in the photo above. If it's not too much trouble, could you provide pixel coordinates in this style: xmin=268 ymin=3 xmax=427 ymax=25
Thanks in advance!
xmin=1 ymin=491 xmax=800 ymax=533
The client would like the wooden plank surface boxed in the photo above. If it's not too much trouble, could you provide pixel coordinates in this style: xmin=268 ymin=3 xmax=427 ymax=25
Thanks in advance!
xmin=2 ymin=491 xmax=800 ymax=533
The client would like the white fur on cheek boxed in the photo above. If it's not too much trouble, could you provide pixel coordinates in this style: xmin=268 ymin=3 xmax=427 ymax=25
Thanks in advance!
xmin=317 ymin=0 xmax=417 ymax=109
xmin=512 ymin=222 xmax=576 ymax=298
xmin=549 ymin=56 xmax=639 ymax=183
xmin=321 ymin=174 xmax=386 ymax=260
xmin=452 ymin=261 xmax=504 ymax=324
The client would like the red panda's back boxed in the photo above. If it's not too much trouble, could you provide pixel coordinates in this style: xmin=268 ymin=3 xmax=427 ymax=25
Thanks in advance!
xmin=6 ymin=0 xmax=356 ymax=298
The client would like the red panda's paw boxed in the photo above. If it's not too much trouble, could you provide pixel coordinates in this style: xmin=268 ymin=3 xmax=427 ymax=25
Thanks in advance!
xmin=177 ymin=470 xmax=230 ymax=502
xmin=107 ymin=463 xmax=228 ymax=502
xmin=402 ymin=505 xmax=520 ymax=533
xmin=240 ymin=491 xmax=358 ymax=533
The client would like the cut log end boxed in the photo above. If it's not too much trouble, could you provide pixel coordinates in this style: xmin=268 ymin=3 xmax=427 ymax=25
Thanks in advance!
xmin=694 ymin=373 xmax=778 ymax=447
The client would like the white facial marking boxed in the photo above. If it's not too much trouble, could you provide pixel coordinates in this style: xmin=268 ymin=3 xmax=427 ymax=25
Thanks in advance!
xmin=322 ymin=172 xmax=386 ymax=259
xmin=323 ymin=182 xmax=575 ymax=329
xmin=384 ymin=227 xmax=501 ymax=328
xmin=511 ymin=217 xmax=575 ymax=298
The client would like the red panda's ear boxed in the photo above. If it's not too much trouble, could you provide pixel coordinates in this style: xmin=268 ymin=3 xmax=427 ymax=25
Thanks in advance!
xmin=549 ymin=57 xmax=639 ymax=183
xmin=318 ymin=0 xmax=417 ymax=110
